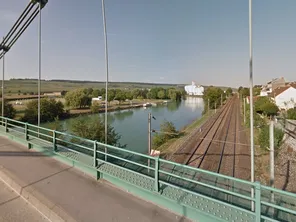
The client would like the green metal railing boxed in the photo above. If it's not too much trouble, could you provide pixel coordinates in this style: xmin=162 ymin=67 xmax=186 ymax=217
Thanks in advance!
xmin=1 ymin=116 xmax=296 ymax=221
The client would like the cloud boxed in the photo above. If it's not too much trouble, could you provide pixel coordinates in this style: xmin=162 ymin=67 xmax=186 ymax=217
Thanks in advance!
xmin=159 ymin=77 xmax=165 ymax=80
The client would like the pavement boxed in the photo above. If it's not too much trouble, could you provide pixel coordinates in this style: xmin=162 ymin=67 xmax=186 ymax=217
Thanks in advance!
xmin=0 ymin=136 xmax=190 ymax=222
xmin=0 ymin=180 xmax=48 ymax=222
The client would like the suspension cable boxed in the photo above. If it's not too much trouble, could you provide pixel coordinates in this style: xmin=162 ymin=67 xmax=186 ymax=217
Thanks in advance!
xmin=0 ymin=0 xmax=48 ymax=60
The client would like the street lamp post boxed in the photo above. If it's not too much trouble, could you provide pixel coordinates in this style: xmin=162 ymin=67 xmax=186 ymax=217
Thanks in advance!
xmin=2 ymin=37 xmax=4 ymax=120
xmin=249 ymin=0 xmax=255 ymax=211
xmin=37 ymin=2 xmax=42 ymax=129
xmin=101 ymin=0 xmax=109 ymax=161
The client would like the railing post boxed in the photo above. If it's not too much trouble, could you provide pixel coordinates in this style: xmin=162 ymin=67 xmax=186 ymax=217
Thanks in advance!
xmin=5 ymin=118 xmax=8 ymax=132
xmin=255 ymin=182 xmax=261 ymax=222
xmin=93 ymin=140 xmax=97 ymax=167
xmin=154 ymin=156 xmax=159 ymax=192
xmin=25 ymin=123 xmax=28 ymax=140
xmin=53 ymin=130 xmax=57 ymax=152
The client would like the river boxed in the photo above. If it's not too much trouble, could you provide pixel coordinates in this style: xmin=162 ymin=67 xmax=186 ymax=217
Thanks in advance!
xmin=43 ymin=97 xmax=204 ymax=154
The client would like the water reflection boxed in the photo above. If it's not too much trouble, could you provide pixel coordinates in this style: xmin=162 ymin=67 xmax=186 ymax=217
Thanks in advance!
xmin=167 ymin=101 xmax=182 ymax=112
xmin=184 ymin=97 xmax=204 ymax=111
xmin=112 ymin=110 xmax=134 ymax=122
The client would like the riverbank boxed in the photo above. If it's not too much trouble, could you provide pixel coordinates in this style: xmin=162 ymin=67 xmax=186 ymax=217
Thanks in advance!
xmin=68 ymin=99 xmax=168 ymax=117
xmin=157 ymin=110 xmax=214 ymax=158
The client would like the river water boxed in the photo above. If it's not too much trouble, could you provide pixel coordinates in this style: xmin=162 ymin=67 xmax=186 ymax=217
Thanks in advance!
xmin=43 ymin=97 xmax=204 ymax=154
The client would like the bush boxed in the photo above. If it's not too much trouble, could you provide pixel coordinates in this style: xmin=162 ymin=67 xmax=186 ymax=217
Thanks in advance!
xmin=90 ymin=103 xmax=101 ymax=113
xmin=22 ymin=98 xmax=66 ymax=123
xmin=258 ymin=125 xmax=284 ymax=151
xmin=0 ymin=101 xmax=16 ymax=119
xmin=153 ymin=120 xmax=178 ymax=147
xmin=287 ymin=108 xmax=296 ymax=120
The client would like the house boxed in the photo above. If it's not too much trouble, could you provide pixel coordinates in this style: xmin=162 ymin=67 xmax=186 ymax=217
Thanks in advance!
xmin=44 ymin=92 xmax=62 ymax=97
xmin=260 ymin=77 xmax=286 ymax=96
xmin=92 ymin=96 xmax=103 ymax=104
xmin=272 ymin=86 xmax=296 ymax=110
xmin=184 ymin=81 xmax=204 ymax=96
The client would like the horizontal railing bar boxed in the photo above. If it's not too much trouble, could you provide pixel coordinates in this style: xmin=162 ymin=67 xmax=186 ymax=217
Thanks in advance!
xmin=7 ymin=127 xmax=24 ymax=134
xmin=55 ymin=138 xmax=93 ymax=152
xmin=261 ymin=185 xmax=296 ymax=198
xmin=6 ymin=118 xmax=25 ymax=125
xmin=159 ymin=159 xmax=255 ymax=186
xmin=7 ymin=123 xmax=24 ymax=130
xmin=95 ymin=151 xmax=154 ymax=170
xmin=55 ymin=131 xmax=94 ymax=143
xmin=27 ymin=124 xmax=54 ymax=133
xmin=261 ymin=201 xmax=296 ymax=215
xmin=158 ymin=170 xmax=254 ymax=201
xmin=260 ymin=215 xmax=279 ymax=222
xmin=96 ymin=143 xmax=155 ymax=160
xmin=27 ymin=129 xmax=52 ymax=139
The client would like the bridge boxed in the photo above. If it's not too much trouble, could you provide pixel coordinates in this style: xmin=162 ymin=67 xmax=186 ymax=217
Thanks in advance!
xmin=0 ymin=116 xmax=295 ymax=221
xmin=1 ymin=1 xmax=296 ymax=221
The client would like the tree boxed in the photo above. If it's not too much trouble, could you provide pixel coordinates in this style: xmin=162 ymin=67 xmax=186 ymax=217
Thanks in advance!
xmin=287 ymin=108 xmax=296 ymax=120
xmin=226 ymin=87 xmax=233 ymax=96
xmin=125 ymin=91 xmax=133 ymax=100
xmin=203 ymin=86 xmax=224 ymax=109
xmin=157 ymin=90 xmax=166 ymax=99
xmin=71 ymin=116 xmax=124 ymax=147
xmin=153 ymin=120 xmax=178 ymax=147
xmin=92 ymin=89 xmax=100 ymax=98
xmin=261 ymin=102 xmax=279 ymax=117
xmin=23 ymin=98 xmax=66 ymax=123
xmin=0 ymin=101 xmax=16 ymax=119
xmin=254 ymin=97 xmax=278 ymax=116
xmin=65 ymin=89 xmax=92 ymax=108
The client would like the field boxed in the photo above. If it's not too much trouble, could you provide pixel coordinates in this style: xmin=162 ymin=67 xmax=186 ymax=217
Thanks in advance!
xmin=3 ymin=79 xmax=184 ymax=95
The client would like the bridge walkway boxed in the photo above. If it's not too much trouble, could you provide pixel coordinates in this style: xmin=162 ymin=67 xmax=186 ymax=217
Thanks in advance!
xmin=0 ymin=136 xmax=188 ymax=222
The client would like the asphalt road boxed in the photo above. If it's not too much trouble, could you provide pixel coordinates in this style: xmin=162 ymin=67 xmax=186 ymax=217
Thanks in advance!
xmin=0 ymin=180 xmax=48 ymax=222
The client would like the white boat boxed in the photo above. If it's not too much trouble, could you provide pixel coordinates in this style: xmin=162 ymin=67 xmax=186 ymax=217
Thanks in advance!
xmin=143 ymin=103 xmax=152 ymax=107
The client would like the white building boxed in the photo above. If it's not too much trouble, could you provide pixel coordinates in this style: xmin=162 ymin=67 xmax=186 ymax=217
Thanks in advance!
xmin=273 ymin=86 xmax=296 ymax=110
xmin=185 ymin=81 xmax=204 ymax=96
xmin=92 ymin=96 xmax=102 ymax=103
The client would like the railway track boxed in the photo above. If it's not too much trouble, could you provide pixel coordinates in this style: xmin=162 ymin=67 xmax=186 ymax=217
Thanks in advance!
xmin=168 ymin=97 xmax=233 ymax=164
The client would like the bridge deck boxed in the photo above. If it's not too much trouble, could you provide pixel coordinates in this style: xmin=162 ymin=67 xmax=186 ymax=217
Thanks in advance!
xmin=0 ymin=136 xmax=188 ymax=222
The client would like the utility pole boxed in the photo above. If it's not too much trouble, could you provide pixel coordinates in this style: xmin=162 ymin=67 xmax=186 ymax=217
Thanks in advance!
xmin=208 ymin=98 xmax=210 ymax=115
xmin=244 ymin=97 xmax=246 ymax=124
xmin=148 ymin=113 xmax=152 ymax=173
xmin=249 ymin=0 xmax=255 ymax=211
xmin=2 ymin=37 xmax=4 ymax=120
xmin=215 ymin=102 xmax=217 ymax=114
xmin=221 ymin=94 xmax=223 ymax=107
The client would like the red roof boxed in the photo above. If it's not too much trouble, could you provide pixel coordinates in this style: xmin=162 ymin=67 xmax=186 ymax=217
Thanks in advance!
xmin=271 ymin=86 xmax=291 ymax=97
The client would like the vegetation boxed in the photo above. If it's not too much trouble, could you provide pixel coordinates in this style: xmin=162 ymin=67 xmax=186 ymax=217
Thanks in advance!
xmin=203 ymin=86 xmax=226 ymax=113
xmin=65 ymin=89 xmax=92 ymax=108
xmin=254 ymin=97 xmax=278 ymax=117
xmin=0 ymin=101 xmax=16 ymax=118
xmin=71 ymin=116 xmax=124 ymax=147
xmin=22 ymin=98 xmax=67 ymax=123
xmin=258 ymin=125 xmax=284 ymax=151
xmin=153 ymin=120 xmax=179 ymax=147
xmin=226 ymin=87 xmax=233 ymax=96
xmin=287 ymin=108 xmax=296 ymax=120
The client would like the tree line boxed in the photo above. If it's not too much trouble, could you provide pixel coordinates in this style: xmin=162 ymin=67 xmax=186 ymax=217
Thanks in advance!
xmin=64 ymin=87 xmax=186 ymax=109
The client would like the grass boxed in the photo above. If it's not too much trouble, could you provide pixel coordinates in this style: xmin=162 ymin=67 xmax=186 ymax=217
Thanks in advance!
xmin=3 ymin=79 xmax=183 ymax=94
xmin=158 ymin=110 xmax=214 ymax=157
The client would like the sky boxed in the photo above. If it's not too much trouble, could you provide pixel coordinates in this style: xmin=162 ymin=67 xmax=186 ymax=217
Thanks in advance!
xmin=0 ymin=0 xmax=295 ymax=87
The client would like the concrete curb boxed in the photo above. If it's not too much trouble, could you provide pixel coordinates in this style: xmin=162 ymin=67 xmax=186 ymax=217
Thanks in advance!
xmin=0 ymin=165 xmax=77 ymax=222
